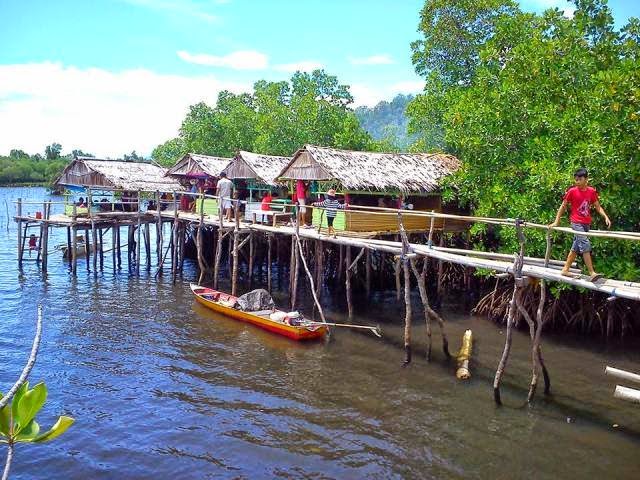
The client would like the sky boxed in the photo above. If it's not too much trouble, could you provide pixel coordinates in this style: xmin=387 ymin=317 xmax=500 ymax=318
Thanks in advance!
xmin=0 ymin=0 xmax=638 ymax=158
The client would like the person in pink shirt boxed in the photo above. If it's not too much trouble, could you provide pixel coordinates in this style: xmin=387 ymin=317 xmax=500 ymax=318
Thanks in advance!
xmin=549 ymin=168 xmax=611 ymax=281
xmin=295 ymin=180 xmax=310 ymax=227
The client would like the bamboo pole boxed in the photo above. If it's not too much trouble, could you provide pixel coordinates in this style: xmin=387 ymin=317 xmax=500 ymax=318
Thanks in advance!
xmin=315 ymin=239 xmax=323 ymax=300
xmin=248 ymin=230 xmax=254 ymax=287
xmin=111 ymin=224 xmax=117 ymax=272
xmin=156 ymin=191 xmax=162 ymax=266
xmin=115 ymin=221 xmax=122 ymax=270
xmin=197 ymin=194 xmax=206 ymax=284
xmin=84 ymin=227 xmax=90 ymax=272
xmin=144 ymin=223 xmax=151 ymax=270
xmin=136 ymin=192 xmax=142 ymax=275
xmin=66 ymin=226 xmax=72 ymax=265
xmin=41 ymin=203 xmax=50 ymax=273
xmin=171 ymin=196 xmax=178 ymax=283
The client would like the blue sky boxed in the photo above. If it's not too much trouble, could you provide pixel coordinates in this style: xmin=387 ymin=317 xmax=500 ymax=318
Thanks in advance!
xmin=0 ymin=0 xmax=638 ymax=157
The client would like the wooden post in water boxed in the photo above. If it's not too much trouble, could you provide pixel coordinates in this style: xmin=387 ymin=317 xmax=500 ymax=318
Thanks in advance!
xmin=267 ymin=233 xmax=273 ymax=293
xmin=315 ymin=239 xmax=323 ymax=300
xmin=402 ymin=258 xmax=412 ymax=365
xmin=289 ymin=235 xmax=297 ymax=309
xmin=365 ymin=249 xmax=371 ymax=298
xmin=136 ymin=191 xmax=142 ymax=275
xmin=99 ymin=228 xmax=104 ymax=271
xmin=17 ymin=198 xmax=23 ymax=266
xmin=171 ymin=196 xmax=178 ymax=283
xmin=41 ymin=202 xmax=50 ymax=273
xmin=155 ymin=191 xmax=162 ymax=266
xmin=116 ymin=221 xmax=122 ymax=270
xmin=144 ymin=223 xmax=151 ymax=270
xmin=197 ymin=194 xmax=206 ymax=284
xmin=89 ymin=188 xmax=97 ymax=274
xmin=231 ymin=200 xmax=240 ymax=296
xmin=493 ymin=219 xmax=526 ymax=405
xmin=66 ymin=226 xmax=72 ymax=265
xmin=71 ymin=205 xmax=78 ymax=276
xmin=248 ymin=230 xmax=254 ymax=287
xmin=345 ymin=245 xmax=353 ymax=320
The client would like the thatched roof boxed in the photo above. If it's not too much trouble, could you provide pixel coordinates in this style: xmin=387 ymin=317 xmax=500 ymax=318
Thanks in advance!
xmin=166 ymin=153 xmax=232 ymax=178
xmin=278 ymin=145 xmax=460 ymax=193
xmin=54 ymin=157 xmax=184 ymax=191
xmin=222 ymin=151 xmax=291 ymax=186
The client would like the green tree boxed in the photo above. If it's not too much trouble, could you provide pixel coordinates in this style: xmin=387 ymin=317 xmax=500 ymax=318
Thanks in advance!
xmin=408 ymin=0 xmax=640 ymax=279
xmin=44 ymin=143 xmax=62 ymax=160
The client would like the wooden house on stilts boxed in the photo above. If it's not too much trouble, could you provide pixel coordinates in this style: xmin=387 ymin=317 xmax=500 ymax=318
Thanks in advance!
xmin=222 ymin=150 xmax=291 ymax=219
xmin=165 ymin=153 xmax=233 ymax=215
xmin=278 ymin=145 xmax=462 ymax=235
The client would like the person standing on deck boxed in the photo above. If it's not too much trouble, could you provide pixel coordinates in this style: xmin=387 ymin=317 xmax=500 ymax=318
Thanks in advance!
xmin=549 ymin=168 xmax=611 ymax=281
xmin=216 ymin=172 xmax=234 ymax=221
xmin=312 ymin=188 xmax=347 ymax=238
xmin=295 ymin=180 xmax=310 ymax=227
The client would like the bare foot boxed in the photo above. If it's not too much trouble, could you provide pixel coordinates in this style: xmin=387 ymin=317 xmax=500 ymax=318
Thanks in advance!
xmin=560 ymin=270 xmax=575 ymax=277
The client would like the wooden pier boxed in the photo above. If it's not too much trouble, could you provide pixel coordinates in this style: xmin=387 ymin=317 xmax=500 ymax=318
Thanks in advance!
xmin=13 ymin=190 xmax=640 ymax=405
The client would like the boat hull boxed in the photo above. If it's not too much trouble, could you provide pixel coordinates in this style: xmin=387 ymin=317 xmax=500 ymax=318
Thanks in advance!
xmin=191 ymin=284 xmax=327 ymax=341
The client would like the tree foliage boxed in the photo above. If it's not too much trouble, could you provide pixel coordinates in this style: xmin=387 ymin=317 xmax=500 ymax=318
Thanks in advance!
xmin=152 ymin=70 xmax=374 ymax=165
xmin=355 ymin=94 xmax=418 ymax=150
xmin=408 ymin=0 xmax=640 ymax=279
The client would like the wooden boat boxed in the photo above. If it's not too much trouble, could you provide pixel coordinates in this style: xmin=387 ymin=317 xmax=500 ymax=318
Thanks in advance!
xmin=190 ymin=284 xmax=328 ymax=341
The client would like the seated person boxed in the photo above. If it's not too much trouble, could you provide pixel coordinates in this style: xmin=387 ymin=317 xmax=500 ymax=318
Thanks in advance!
xmin=77 ymin=197 xmax=86 ymax=208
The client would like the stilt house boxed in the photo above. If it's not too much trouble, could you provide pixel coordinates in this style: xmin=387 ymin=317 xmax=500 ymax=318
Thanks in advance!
xmin=222 ymin=151 xmax=291 ymax=218
xmin=166 ymin=153 xmax=233 ymax=215
xmin=277 ymin=145 xmax=462 ymax=234
xmin=54 ymin=157 xmax=183 ymax=215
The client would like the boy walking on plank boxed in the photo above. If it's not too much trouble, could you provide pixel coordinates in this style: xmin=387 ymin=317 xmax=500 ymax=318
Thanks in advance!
xmin=549 ymin=168 xmax=611 ymax=281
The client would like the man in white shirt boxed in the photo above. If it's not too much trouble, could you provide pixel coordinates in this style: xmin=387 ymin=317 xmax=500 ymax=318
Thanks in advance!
xmin=216 ymin=172 xmax=234 ymax=221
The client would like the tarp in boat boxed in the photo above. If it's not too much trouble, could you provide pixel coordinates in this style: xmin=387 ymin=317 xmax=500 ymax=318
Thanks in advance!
xmin=236 ymin=289 xmax=275 ymax=312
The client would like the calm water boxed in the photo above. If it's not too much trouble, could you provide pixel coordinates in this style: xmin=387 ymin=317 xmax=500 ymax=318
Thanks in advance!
xmin=1 ymin=187 xmax=639 ymax=479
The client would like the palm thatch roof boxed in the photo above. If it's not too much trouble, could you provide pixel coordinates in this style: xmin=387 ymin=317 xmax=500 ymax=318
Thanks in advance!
xmin=222 ymin=150 xmax=291 ymax=186
xmin=54 ymin=157 xmax=184 ymax=191
xmin=166 ymin=153 xmax=232 ymax=178
xmin=278 ymin=145 xmax=460 ymax=194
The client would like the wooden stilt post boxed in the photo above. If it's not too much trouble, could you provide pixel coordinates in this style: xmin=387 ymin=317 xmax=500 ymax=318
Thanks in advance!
xmin=99 ymin=228 xmax=104 ymax=271
xmin=179 ymin=223 xmax=186 ymax=273
xmin=144 ymin=223 xmax=151 ymax=270
xmin=493 ymin=219 xmax=526 ymax=405
xmin=41 ymin=202 xmax=50 ymax=273
xmin=171 ymin=196 xmax=178 ymax=283
xmin=116 ymin=221 xmax=122 ymax=270
xmin=231 ymin=200 xmax=240 ymax=296
xmin=17 ymin=198 xmax=23 ymax=266
xmin=214 ymin=230 xmax=224 ymax=289
xmin=66 ymin=226 xmax=72 ymax=265
xmin=136 ymin=191 xmax=142 ymax=275
xmin=345 ymin=245 xmax=353 ymax=320
xmin=84 ymin=228 xmax=90 ymax=272
xmin=248 ymin=230 xmax=254 ymax=287
xmin=197 ymin=194 xmax=206 ymax=284
xmin=402 ymin=258 xmax=412 ymax=365
xmin=394 ymin=257 xmax=401 ymax=301
xmin=267 ymin=233 xmax=273 ymax=293
xmin=88 ymin=188 xmax=97 ymax=274
xmin=111 ymin=225 xmax=116 ymax=272
xmin=155 ymin=191 xmax=162 ymax=266
xmin=315 ymin=239 xmax=323 ymax=300
xmin=72 ymin=205 xmax=78 ymax=276
xmin=289 ymin=235 xmax=297 ymax=309
xmin=365 ymin=249 xmax=371 ymax=298
xmin=292 ymin=212 xmax=301 ymax=308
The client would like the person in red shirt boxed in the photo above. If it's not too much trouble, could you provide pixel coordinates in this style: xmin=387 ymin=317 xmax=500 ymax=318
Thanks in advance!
xmin=549 ymin=168 xmax=611 ymax=281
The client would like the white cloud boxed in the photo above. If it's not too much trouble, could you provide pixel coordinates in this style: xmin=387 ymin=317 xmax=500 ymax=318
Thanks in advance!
xmin=177 ymin=49 xmax=268 ymax=70
xmin=350 ymin=80 xmax=423 ymax=107
xmin=122 ymin=0 xmax=220 ymax=23
xmin=273 ymin=61 xmax=324 ymax=73
xmin=0 ymin=62 xmax=251 ymax=158
xmin=349 ymin=54 xmax=394 ymax=66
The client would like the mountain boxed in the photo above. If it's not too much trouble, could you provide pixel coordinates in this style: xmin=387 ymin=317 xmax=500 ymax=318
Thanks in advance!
xmin=354 ymin=94 xmax=416 ymax=149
